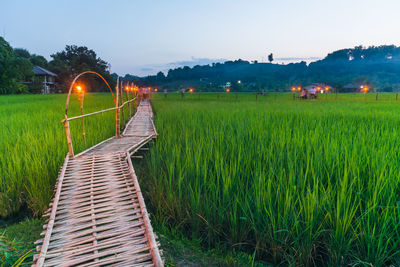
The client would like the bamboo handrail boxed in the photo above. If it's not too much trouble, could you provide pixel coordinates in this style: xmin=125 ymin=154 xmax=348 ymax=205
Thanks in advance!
xmin=63 ymin=71 xmax=141 ymax=157
xmin=62 ymin=98 xmax=136 ymax=123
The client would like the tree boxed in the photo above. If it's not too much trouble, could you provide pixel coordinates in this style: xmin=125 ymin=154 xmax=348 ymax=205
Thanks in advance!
xmin=156 ymin=71 xmax=166 ymax=81
xmin=14 ymin=48 xmax=30 ymax=59
xmin=0 ymin=38 xmax=32 ymax=94
xmin=268 ymin=53 xmax=274 ymax=63
xmin=49 ymin=45 xmax=115 ymax=92
xmin=30 ymin=55 xmax=48 ymax=68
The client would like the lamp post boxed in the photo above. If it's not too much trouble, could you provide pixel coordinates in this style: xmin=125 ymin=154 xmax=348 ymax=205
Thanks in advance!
xmin=76 ymin=85 xmax=86 ymax=145
xmin=291 ymin=86 xmax=296 ymax=100
xmin=125 ymin=85 xmax=131 ymax=118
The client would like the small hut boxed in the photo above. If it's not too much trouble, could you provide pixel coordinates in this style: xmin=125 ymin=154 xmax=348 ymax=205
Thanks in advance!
xmin=33 ymin=66 xmax=57 ymax=94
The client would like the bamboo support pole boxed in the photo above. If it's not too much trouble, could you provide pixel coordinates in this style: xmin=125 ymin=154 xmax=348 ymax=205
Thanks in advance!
xmin=63 ymin=118 xmax=74 ymax=157
xmin=126 ymin=86 xmax=131 ymax=118
xmin=120 ymin=80 xmax=125 ymax=129
xmin=116 ymin=78 xmax=120 ymax=137
xmin=80 ymin=93 xmax=86 ymax=145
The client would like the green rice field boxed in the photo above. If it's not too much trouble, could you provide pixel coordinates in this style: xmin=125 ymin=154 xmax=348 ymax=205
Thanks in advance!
xmin=0 ymin=93 xmax=133 ymax=218
xmin=2 ymin=92 xmax=400 ymax=266
xmin=145 ymin=93 xmax=400 ymax=266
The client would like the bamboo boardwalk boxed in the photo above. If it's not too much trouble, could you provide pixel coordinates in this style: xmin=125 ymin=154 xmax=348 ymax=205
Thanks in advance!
xmin=33 ymin=100 xmax=163 ymax=267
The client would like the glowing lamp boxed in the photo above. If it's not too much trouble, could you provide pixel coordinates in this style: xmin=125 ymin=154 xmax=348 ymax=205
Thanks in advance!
xmin=76 ymin=85 xmax=83 ymax=94
xmin=226 ymin=88 xmax=230 ymax=93
xmin=155 ymin=88 xmax=158 ymax=92
xmin=291 ymin=87 xmax=296 ymax=92
xmin=297 ymin=87 xmax=301 ymax=91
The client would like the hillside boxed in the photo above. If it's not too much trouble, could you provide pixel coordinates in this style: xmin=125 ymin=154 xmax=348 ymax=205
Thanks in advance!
xmin=124 ymin=45 xmax=400 ymax=92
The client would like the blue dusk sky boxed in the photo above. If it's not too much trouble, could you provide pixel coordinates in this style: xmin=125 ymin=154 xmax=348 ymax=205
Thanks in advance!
xmin=1 ymin=0 xmax=400 ymax=76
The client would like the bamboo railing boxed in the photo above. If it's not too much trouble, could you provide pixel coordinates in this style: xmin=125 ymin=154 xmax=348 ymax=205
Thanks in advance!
xmin=62 ymin=72 xmax=138 ymax=157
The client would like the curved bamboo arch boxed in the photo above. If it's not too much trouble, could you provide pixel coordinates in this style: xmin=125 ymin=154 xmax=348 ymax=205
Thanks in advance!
xmin=64 ymin=71 xmax=116 ymax=119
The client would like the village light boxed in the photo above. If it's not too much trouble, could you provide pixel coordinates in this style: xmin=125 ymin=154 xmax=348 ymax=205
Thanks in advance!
xmin=238 ymin=80 xmax=241 ymax=84
xmin=297 ymin=86 xmax=301 ymax=91
xmin=291 ymin=87 xmax=296 ymax=92
xmin=155 ymin=88 xmax=158 ymax=92
xmin=226 ymin=88 xmax=230 ymax=93
xmin=76 ymin=85 xmax=83 ymax=93
xmin=189 ymin=88 xmax=194 ymax=93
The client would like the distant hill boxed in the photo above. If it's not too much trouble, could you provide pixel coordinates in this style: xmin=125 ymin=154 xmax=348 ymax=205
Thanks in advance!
xmin=122 ymin=45 xmax=400 ymax=92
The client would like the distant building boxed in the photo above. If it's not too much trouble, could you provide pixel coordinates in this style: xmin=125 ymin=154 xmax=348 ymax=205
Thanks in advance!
xmin=304 ymin=83 xmax=332 ymax=94
xmin=343 ymin=82 xmax=371 ymax=93
xmin=33 ymin=66 xmax=57 ymax=94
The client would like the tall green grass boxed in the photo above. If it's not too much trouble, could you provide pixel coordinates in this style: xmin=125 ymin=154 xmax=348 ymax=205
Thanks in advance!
xmin=141 ymin=93 xmax=400 ymax=266
xmin=0 ymin=93 xmax=132 ymax=218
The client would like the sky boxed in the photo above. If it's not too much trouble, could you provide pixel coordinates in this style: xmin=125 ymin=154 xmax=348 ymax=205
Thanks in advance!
xmin=1 ymin=0 xmax=400 ymax=76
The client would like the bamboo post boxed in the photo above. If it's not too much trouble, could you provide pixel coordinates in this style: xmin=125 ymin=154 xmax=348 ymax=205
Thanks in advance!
xmin=131 ymin=83 xmax=136 ymax=116
xmin=125 ymin=84 xmax=131 ymax=119
xmin=116 ymin=78 xmax=120 ymax=137
xmin=79 ymin=93 xmax=86 ymax=145
xmin=120 ymin=81 xmax=125 ymax=128
xmin=63 ymin=117 xmax=74 ymax=157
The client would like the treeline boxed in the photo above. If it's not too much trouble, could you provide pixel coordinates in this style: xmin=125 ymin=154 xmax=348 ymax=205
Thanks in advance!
xmin=123 ymin=45 xmax=400 ymax=92
xmin=0 ymin=37 xmax=115 ymax=94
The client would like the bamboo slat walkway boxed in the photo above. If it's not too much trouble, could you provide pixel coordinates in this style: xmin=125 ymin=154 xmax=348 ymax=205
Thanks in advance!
xmin=33 ymin=100 xmax=163 ymax=267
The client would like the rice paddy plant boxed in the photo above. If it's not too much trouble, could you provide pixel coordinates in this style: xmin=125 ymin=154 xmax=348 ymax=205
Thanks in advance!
xmin=0 ymin=93 xmax=132 ymax=218
xmin=141 ymin=93 xmax=400 ymax=265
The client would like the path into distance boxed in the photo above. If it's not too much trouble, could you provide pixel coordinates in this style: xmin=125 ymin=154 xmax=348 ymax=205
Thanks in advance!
xmin=33 ymin=100 xmax=163 ymax=267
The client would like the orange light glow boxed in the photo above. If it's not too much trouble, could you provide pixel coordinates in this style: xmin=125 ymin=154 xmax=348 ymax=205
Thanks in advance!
xmin=297 ymin=86 xmax=301 ymax=91
xmin=317 ymin=86 xmax=321 ymax=90
xmin=76 ymin=85 xmax=84 ymax=94
xmin=125 ymin=86 xmax=129 ymax=92
xmin=189 ymin=88 xmax=194 ymax=93
xmin=325 ymin=86 xmax=330 ymax=91
xmin=226 ymin=88 xmax=230 ymax=93
xmin=291 ymin=87 xmax=296 ymax=92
